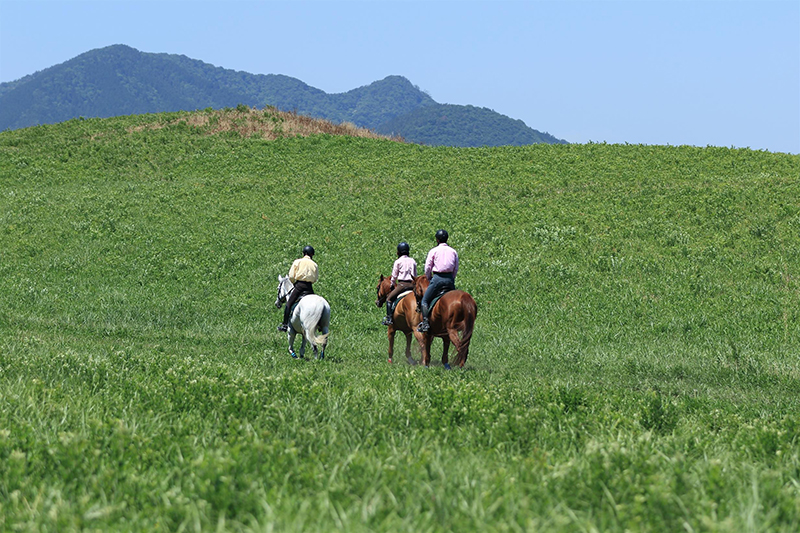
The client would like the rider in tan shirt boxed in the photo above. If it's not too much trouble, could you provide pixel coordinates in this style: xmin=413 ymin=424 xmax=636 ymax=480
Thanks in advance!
xmin=289 ymin=254 xmax=319 ymax=284
xmin=278 ymin=246 xmax=318 ymax=332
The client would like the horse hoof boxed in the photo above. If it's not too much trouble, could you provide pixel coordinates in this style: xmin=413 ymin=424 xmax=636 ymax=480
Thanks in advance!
xmin=444 ymin=363 xmax=452 ymax=370
xmin=290 ymin=352 xmax=298 ymax=359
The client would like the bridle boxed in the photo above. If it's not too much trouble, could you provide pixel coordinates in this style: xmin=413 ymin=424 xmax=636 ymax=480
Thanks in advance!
xmin=275 ymin=278 xmax=294 ymax=308
xmin=376 ymin=279 xmax=389 ymax=307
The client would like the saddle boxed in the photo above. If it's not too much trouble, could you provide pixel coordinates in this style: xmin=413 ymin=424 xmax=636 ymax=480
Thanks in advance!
xmin=387 ymin=290 xmax=413 ymax=315
xmin=427 ymin=283 xmax=455 ymax=313
xmin=289 ymin=293 xmax=310 ymax=316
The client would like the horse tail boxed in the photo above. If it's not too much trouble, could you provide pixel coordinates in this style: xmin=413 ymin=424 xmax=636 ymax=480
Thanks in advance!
xmin=307 ymin=300 xmax=331 ymax=349
xmin=314 ymin=332 xmax=330 ymax=347
xmin=456 ymin=295 xmax=477 ymax=366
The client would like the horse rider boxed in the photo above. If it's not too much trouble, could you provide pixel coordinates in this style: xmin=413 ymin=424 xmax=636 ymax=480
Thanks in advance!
xmin=417 ymin=229 xmax=459 ymax=333
xmin=382 ymin=242 xmax=418 ymax=326
xmin=278 ymin=245 xmax=318 ymax=332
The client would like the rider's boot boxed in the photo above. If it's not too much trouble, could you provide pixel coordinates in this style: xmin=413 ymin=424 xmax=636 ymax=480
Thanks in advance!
xmin=382 ymin=309 xmax=393 ymax=325
xmin=416 ymin=318 xmax=430 ymax=332
xmin=277 ymin=323 xmax=289 ymax=332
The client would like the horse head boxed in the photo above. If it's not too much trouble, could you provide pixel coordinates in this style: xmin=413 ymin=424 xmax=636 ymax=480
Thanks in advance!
xmin=375 ymin=274 xmax=392 ymax=307
xmin=275 ymin=275 xmax=294 ymax=308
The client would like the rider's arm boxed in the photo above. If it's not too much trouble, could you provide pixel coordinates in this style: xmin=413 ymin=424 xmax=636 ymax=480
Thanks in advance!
xmin=390 ymin=259 xmax=400 ymax=288
xmin=424 ymin=249 xmax=435 ymax=280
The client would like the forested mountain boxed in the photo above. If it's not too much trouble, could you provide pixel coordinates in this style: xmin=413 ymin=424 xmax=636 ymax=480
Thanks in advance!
xmin=376 ymin=103 xmax=568 ymax=147
xmin=0 ymin=44 xmax=567 ymax=147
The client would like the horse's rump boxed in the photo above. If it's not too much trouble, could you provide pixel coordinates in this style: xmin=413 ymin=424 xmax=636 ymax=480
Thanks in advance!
xmin=293 ymin=294 xmax=329 ymax=325
xmin=429 ymin=291 xmax=476 ymax=334
xmin=428 ymin=290 xmax=477 ymax=367
xmin=292 ymin=294 xmax=330 ymax=345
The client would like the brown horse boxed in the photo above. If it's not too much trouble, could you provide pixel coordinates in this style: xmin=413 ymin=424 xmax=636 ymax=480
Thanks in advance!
xmin=412 ymin=276 xmax=477 ymax=368
xmin=375 ymin=275 xmax=423 ymax=365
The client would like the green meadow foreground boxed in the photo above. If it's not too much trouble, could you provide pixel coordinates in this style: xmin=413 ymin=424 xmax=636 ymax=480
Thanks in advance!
xmin=1 ymin=109 xmax=799 ymax=531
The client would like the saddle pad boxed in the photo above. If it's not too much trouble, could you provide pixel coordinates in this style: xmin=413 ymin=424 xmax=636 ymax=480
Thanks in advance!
xmin=389 ymin=290 xmax=413 ymax=314
xmin=428 ymin=283 xmax=456 ymax=314
xmin=290 ymin=294 xmax=308 ymax=315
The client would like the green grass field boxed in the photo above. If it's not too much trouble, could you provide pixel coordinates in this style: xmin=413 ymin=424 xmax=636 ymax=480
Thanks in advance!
xmin=1 ymin=109 xmax=800 ymax=531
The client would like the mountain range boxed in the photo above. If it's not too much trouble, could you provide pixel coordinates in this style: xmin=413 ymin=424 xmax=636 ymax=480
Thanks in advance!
xmin=0 ymin=44 xmax=567 ymax=147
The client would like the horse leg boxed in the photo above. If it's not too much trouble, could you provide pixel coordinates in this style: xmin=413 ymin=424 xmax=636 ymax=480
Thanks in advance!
xmin=419 ymin=334 xmax=433 ymax=367
xmin=449 ymin=328 xmax=467 ymax=368
xmin=319 ymin=328 xmax=328 ymax=360
xmin=318 ymin=323 xmax=328 ymax=360
xmin=413 ymin=330 xmax=429 ymax=367
xmin=441 ymin=336 xmax=451 ymax=370
xmin=288 ymin=330 xmax=298 ymax=358
xmin=306 ymin=326 xmax=317 ymax=359
xmin=387 ymin=326 xmax=396 ymax=364
xmin=404 ymin=331 xmax=417 ymax=365
xmin=298 ymin=331 xmax=308 ymax=359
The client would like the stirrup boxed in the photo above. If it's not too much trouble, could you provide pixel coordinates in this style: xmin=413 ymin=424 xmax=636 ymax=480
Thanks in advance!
xmin=382 ymin=316 xmax=393 ymax=326
xmin=277 ymin=323 xmax=289 ymax=332
xmin=417 ymin=320 xmax=430 ymax=332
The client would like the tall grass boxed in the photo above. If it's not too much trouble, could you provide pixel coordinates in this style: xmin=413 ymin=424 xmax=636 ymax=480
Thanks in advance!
xmin=1 ymin=112 xmax=799 ymax=531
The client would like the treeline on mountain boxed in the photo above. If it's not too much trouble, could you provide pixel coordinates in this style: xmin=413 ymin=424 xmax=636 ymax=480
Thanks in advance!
xmin=376 ymin=104 xmax=568 ymax=147
xmin=0 ymin=44 xmax=567 ymax=147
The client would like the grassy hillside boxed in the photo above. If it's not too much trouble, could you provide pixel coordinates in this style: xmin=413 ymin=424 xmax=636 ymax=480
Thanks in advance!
xmin=1 ymin=111 xmax=799 ymax=531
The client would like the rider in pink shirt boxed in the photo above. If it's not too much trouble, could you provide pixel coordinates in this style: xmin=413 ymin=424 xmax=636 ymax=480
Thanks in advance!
xmin=383 ymin=242 xmax=417 ymax=325
xmin=424 ymin=241 xmax=459 ymax=281
xmin=417 ymin=229 xmax=458 ymax=332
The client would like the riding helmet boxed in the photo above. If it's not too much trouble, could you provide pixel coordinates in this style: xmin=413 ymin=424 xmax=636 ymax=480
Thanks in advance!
xmin=435 ymin=229 xmax=449 ymax=243
xmin=397 ymin=242 xmax=410 ymax=256
xmin=302 ymin=245 xmax=315 ymax=257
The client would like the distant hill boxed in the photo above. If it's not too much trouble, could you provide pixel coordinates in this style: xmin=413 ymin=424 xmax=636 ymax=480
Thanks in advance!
xmin=0 ymin=44 xmax=567 ymax=147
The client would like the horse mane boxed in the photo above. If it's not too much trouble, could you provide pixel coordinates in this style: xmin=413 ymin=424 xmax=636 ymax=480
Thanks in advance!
xmin=412 ymin=275 xmax=429 ymax=294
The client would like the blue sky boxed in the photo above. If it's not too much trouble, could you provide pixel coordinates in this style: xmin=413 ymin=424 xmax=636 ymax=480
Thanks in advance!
xmin=1 ymin=0 xmax=798 ymax=153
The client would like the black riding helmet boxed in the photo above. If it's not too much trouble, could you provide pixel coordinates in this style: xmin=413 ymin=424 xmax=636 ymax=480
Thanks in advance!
xmin=435 ymin=229 xmax=449 ymax=243
xmin=302 ymin=245 xmax=315 ymax=257
xmin=397 ymin=242 xmax=410 ymax=256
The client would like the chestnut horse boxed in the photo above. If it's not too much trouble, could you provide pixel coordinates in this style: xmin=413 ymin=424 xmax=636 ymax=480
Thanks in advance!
xmin=412 ymin=276 xmax=477 ymax=368
xmin=375 ymin=275 xmax=422 ymax=365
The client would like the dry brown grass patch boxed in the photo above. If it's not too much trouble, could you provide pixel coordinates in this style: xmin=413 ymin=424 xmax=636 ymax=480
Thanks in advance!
xmin=129 ymin=106 xmax=404 ymax=142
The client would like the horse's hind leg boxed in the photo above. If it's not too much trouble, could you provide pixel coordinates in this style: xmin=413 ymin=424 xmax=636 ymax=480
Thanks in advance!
xmin=311 ymin=330 xmax=321 ymax=360
xmin=423 ymin=335 xmax=434 ymax=367
xmin=450 ymin=328 xmax=468 ymax=368
xmin=403 ymin=332 xmax=417 ymax=366
xmin=298 ymin=335 xmax=308 ymax=359
xmin=441 ymin=337 xmax=451 ymax=370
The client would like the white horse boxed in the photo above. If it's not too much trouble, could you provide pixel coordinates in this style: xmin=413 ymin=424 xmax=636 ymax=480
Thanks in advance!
xmin=274 ymin=275 xmax=330 ymax=359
